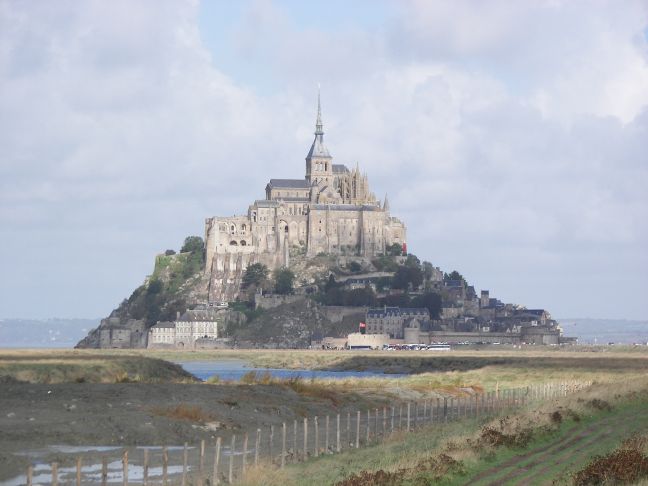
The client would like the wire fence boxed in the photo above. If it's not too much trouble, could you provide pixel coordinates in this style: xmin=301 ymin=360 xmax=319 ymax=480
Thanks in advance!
xmin=20 ymin=381 xmax=591 ymax=485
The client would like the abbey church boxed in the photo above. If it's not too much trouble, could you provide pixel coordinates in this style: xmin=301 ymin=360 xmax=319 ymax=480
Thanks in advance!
xmin=204 ymin=94 xmax=407 ymax=302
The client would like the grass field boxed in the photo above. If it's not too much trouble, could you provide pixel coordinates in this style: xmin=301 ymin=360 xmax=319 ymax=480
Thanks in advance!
xmin=3 ymin=347 xmax=648 ymax=484
xmin=0 ymin=349 xmax=195 ymax=383
xmin=237 ymin=378 xmax=648 ymax=485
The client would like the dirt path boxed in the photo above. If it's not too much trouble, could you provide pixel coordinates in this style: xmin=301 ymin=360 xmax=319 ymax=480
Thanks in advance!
xmin=463 ymin=409 xmax=642 ymax=486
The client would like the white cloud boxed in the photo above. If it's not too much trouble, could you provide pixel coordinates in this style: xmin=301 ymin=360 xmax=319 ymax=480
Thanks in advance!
xmin=0 ymin=0 xmax=646 ymax=319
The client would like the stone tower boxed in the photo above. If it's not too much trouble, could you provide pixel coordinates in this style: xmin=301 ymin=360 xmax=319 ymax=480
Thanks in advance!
xmin=305 ymin=88 xmax=334 ymax=187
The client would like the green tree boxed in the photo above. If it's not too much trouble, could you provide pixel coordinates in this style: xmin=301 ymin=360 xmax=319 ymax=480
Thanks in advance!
xmin=404 ymin=254 xmax=420 ymax=268
xmin=180 ymin=236 xmax=205 ymax=278
xmin=324 ymin=274 xmax=338 ymax=292
xmin=242 ymin=263 xmax=269 ymax=289
xmin=386 ymin=243 xmax=403 ymax=256
xmin=410 ymin=292 xmax=442 ymax=319
xmin=381 ymin=293 xmax=410 ymax=307
xmin=392 ymin=265 xmax=423 ymax=290
xmin=274 ymin=267 xmax=295 ymax=295
xmin=444 ymin=270 xmax=467 ymax=287
xmin=181 ymin=236 xmax=204 ymax=254
xmin=345 ymin=287 xmax=377 ymax=306
xmin=348 ymin=261 xmax=362 ymax=273
xmin=422 ymin=261 xmax=434 ymax=281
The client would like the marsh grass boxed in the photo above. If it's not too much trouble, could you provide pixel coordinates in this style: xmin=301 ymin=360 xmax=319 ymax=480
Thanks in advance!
xmin=0 ymin=350 xmax=195 ymax=384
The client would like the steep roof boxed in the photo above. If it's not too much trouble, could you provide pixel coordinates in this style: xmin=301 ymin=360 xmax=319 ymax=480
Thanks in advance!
xmin=333 ymin=164 xmax=349 ymax=173
xmin=267 ymin=179 xmax=310 ymax=189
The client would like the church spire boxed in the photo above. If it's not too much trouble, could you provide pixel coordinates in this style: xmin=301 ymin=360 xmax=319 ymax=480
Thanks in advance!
xmin=306 ymin=85 xmax=331 ymax=161
xmin=383 ymin=193 xmax=390 ymax=212
xmin=315 ymin=84 xmax=323 ymax=135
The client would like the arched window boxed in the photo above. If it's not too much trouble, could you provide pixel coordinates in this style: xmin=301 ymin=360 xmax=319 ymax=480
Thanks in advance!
xmin=240 ymin=240 xmax=247 ymax=246
xmin=229 ymin=240 xmax=238 ymax=246
xmin=230 ymin=224 xmax=236 ymax=234
xmin=242 ymin=224 xmax=247 ymax=231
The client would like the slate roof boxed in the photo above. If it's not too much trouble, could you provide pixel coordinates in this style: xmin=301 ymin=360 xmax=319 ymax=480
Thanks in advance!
xmin=333 ymin=164 xmax=349 ymax=173
xmin=254 ymin=200 xmax=281 ymax=207
xmin=310 ymin=204 xmax=381 ymax=212
xmin=152 ymin=321 xmax=175 ymax=329
xmin=179 ymin=310 xmax=219 ymax=322
xmin=307 ymin=137 xmax=331 ymax=158
xmin=445 ymin=280 xmax=464 ymax=288
xmin=367 ymin=307 xmax=430 ymax=318
xmin=267 ymin=179 xmax=310 ymax=189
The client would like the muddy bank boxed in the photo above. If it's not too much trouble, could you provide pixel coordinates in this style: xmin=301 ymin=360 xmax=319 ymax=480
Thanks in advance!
xmin=0 ymin=381 xmax=380 ymax=481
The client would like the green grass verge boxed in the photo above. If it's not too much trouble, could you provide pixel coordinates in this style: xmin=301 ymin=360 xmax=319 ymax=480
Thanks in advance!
xmin=239 ymin=383 xmax=648 ymax=486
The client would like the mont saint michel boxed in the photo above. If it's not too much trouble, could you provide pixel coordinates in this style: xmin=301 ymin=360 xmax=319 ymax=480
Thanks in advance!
xmin=204 ymin=93 xmax=406 ymax=303
xmin=76 ymin=93 xmax=569 ymax=351
xmin=4 ymin=3 xmax=647 ymax=485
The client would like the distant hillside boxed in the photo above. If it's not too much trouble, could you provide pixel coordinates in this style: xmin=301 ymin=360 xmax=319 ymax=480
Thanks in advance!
xmin=0 ymin=318 xmax=100 ymax=348
xmin=558 ymin=318 xmax=648 ymax=344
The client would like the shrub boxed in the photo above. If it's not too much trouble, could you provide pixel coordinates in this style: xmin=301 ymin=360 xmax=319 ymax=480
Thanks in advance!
xmin=274 ymin=267 xmax=295 ymax=295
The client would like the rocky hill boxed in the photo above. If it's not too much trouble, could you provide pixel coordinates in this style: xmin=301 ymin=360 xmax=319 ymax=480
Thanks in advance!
xmin=76 ymin=236 xmax=407 ymax=349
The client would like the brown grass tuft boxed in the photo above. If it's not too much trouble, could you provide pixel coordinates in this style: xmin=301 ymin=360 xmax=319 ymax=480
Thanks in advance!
xmin=572 ymin=449 xmax=648 ymax=485
xmin=150 ymin=404 xmax=216 ymax=423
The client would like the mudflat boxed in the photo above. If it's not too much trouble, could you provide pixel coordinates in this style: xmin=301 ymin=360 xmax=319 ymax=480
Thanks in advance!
xmin=0 ymin=381 xmax=369 ymax=481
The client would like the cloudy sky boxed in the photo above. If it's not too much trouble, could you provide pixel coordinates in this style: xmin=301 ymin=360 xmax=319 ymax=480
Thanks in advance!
xmin=1 ymin=0 xmax=647 ymax=320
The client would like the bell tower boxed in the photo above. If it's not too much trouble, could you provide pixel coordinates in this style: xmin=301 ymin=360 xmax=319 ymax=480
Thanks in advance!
xmin=305 ymin=87 xmax=333 ymax=186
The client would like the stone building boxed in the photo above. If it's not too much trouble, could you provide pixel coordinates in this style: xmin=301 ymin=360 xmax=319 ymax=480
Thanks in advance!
xmin=365 ymin=306 xmax=430 ymax=338
xmin=204 ymin=92 xmax=407 ymax=303
xmin=148 ymin=310 xmax=219 ymax=349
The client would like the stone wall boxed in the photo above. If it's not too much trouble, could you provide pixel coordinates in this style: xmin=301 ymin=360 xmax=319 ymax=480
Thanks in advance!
xmin=254 ymin=293 xmax=305 ymax=310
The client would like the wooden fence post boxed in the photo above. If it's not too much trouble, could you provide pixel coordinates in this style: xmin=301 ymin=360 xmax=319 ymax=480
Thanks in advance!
xmin=336 ymin=414 xmax=341 ymax=452
xmin=407 ymin=403 xmax=411 ymax=432
xmin=76 ymin=457 xmax=82 ymax=486
xmin=242 ymin=433 xmax=249 ymax=477
xmin=270 ymin=425 xmax=274 ymax=462
xmin=281 ymin=422 xmax=287 ymax=468
xmin=123 ymin=450 xmax=129 ymax=486
xmin=399 ymin=405 xmax=403 ymax=430
xmin=325 ymin=415 xmax=330 ymax=453
xmin=181 ymin=443 xmax=187 ymax=486
xmin=375 ymin=409 xmax=379 ymax=438
xmin=293 ymin=420 xmax=298 ymax=463
xmin=366 ymin=410 xmax=370 ymax=444
xmin=52 ymin=462 xmax=59 ymax=486
xmin=390 ymin=406 xmax=395 ymax=434
xmin=213 ymin=437 xmax=221 ymax=486
xmin=27 ymin=465 xmax=32 ymax=486
xmin=383 ymin=407 xmax=387 ymax=438
xmin=355 ymin=411 xmax=360 ymax=448
xmin=143 ymin=448 xmax=149 ymax=486
xmin=304 ymin=418 xmax=308 ymax=459
xmin=198 ymin=439 xmax=205 ymax=485
xmin=314 ymin=416 xmax=319 ymax=457
xmin=347 ymin=412 xmax=351 ymax=448
xmin=228 ymin=435 xmax=235 ymax=485
xmin=255 ymin=429 xmax=261 ymax=466
xmin=162 ymin=447 xmax=168 ymax=486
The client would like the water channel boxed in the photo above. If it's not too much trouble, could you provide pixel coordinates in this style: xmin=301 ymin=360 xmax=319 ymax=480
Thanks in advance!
xmin=177 ymin=359 xmax=406 ymax=381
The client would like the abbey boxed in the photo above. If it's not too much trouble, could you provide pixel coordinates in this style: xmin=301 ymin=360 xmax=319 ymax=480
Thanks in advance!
xmin=204 ymin=94 xmax=406 ymax=302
